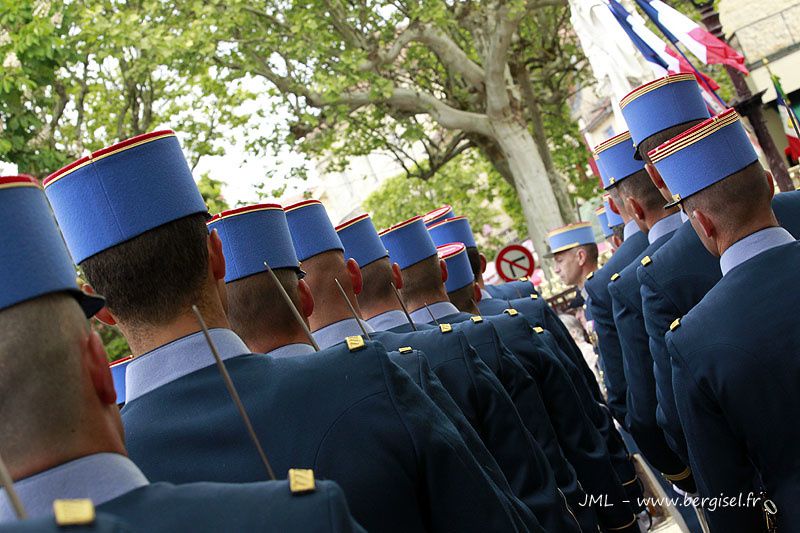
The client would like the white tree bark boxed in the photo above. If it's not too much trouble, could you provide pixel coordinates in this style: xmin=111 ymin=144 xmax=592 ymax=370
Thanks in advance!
xmin=490 ymin=118 xmax=564 ymax=259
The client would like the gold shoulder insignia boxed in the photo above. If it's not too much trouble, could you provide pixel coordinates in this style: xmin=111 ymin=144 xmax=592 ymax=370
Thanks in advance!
xmin=53 ymin=499 xmax=95 ymax=526
xmin=640 ymin=256 xmax=652 ymax=267
xmin=518 ymin=276 xmax=529 ymax=281
xmin=664 ymin=467 xmax=691 ymax=482
xmin=345 ymin=335 xmax=365 ymax=352
xmin=470 ymin=316 xmax=483 ymax=323
xmin=586 ymin=272 xmax=594 ymax=280
xmin=398 ymin=346 xmax=413 ymax=354
xmin=530 ymin=293 xmax=539 ymax=299
xmin=669 ymin=318 xmax=681 ymax=331
xmin=503 ymin=308 xmax=519 ymax=316
xmin=288 ymin=468 xmax=316 ymax=494
xmin=610 ymin=272 xmax=620 ymax=281
xmin=533 ymin=326 xmax=545 ymax=334
xmin=439 ymin=323 xmax=452 ymax=333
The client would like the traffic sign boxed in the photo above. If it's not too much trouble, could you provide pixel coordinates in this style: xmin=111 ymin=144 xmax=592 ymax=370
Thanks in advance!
xmin=495 ymin=244 xmax=535 ymax=282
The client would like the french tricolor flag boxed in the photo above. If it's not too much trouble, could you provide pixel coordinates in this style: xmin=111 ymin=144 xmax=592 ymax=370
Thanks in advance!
xmin=634 ymin=0 xmax=748 ymax=74
xmin=606 ymin=0 xmax=719 ymax=92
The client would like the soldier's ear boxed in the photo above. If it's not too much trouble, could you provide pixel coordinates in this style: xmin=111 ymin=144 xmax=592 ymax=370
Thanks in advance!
xmin=473 ymin=282 xmax=482 ymax=303
xmin=608 ymin=196 xmax=621 ymax=216
xmin=345 ymin=258 xmax=363 ymax=296
xmin=208 ymin=228 xmax=226 ymax=282
xmin=692 ymin=209 xmax=716 ymax=241
xmin=86 ymin=330 xmax=117 ymax=406
xmin=627 ymin=197 xmax=645 ymax=222
xmin=479 ymin=253 xmax=487 ymax=274
xmin=645 ymin=163 xmax=666 ymax=189
xmin=391 ymin=262 xmax=404 ymax=290
xmin=83 ymin=283 xmax=116 ymax=326
xmin=297 ymin=279 xmax=315 ymax=320
xmin=439 ymin=259 xmax=449 ymax=284
xmin=765 ymin=170 xmax=776 ymax=200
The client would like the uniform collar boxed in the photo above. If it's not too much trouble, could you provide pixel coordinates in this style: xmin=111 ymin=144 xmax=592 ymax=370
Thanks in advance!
xmin=680 ymin=210 xmax=689 ymax=223
xmin=720 ymin=227 xmax=795 ymax=276
xmin=0 ymin=453 xmax=148 ymax=522
xmin=266 ymin=343 xmax=316 ymax=358
xmin=312 ymin=318 xmax=374 ymax=350
xmin=366 ymin=309 xmax=411 ymax=332
xmin=648 ymin=211 xmax=684 ymax=244
xmin=480 ymin=288 xmax=493 ymax=300
xmin=623 ymin=219 xmax=641 ymax=241
xmin=125 ymin=328 xmax=249 ymax=402
xmin=408 ymin=301 xmax=459 ymax=324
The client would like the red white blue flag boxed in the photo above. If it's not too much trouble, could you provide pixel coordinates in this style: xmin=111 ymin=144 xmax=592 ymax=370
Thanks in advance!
xmin=634 ymin=0 xmax=748 ymax=74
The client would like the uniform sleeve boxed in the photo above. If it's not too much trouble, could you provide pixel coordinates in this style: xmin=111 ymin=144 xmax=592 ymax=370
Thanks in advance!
xmin=586 ymin=280 xmax=629 ymax=425
xmin=406 ymin=351 xmax=541 ymax=532
xmin=379 ymin=351 xmax=529 ymax=533
xmin=637 ymin=266 xmax=690 ymax=464
xmin=320 ymin=480 xmax=370 ymax=533
xmin=528 ymin=341 xmax=638 ymax=531
xmin=610 ymin=279 xmax=692 ymax=487
xmin=668 ymin=337 xmax=765 ymax=532
xmin=459 ymin=340 xmax=565 ymax=531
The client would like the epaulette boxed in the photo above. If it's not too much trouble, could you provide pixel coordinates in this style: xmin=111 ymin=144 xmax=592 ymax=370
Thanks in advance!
xmin=586 ymin=271 xmax=594 ymax=280
xmin=503 ymin=308 xmax=519 ymax=316
xmin=640 ymin=256 xmax=652 ymax=267
xmin=518 ymin=276 xmax=529 ymax=281
xmin=470 ymin=316 xmax=483 ymax=323
xmin=398 ymin=346 xmax=413 ymax=354
xmin=439 ymin=323 xmax=452 ymax=333
xmin=610 ymin=272 xmax=620 ymax=281
xmin=53 ymin=499 xmax=95 ymax=526
xmin=530 ymin=293 xmax=539 ymax=299
xmin=664 ymin=466 xmax=691 ymax=482
xmin=533 ymin=326 xmax=545 ymax=334
xmin=345 ymin=335 xmax=366 ymax=352
xmin=669 ymin=318 xmax=681 ymax=331
xmin=288 ymin=468 xmax=316 ymax=494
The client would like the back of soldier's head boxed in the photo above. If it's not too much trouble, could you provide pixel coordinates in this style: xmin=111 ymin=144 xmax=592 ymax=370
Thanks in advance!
xmin=0 ymin=295 xmax=87 ymax=463
xmin=400 ymin=255 xmax=446 ymax=302
xmin=81 ymin=214 xmax=210 ymax=329
xmin=359 ymin=258 xmax=396 ymax=305
xmin=44 ymin=131 xmax=213 ymax=332
xmin=614 ymin=168 xmax=664 ymax=214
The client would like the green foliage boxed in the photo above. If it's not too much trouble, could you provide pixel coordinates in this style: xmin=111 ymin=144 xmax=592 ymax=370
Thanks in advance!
xmin=94 ymin=323 xmax=130 ymax=363
xmin=198 ymin=173 xmax=230 ymax=214
xmin=364 ymin=153 xmax=526 ymax=257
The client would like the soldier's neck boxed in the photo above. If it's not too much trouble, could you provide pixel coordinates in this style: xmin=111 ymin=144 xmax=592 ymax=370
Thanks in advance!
xmin=247 ymin=329 xmax=311 ymax=355
xmin=358 ymin=297 xmax=401 ymax=321
xmin=119 ymin=302 xmax=230 ymax=357
xmin=403 ymin=288 xmax=450 ymax=315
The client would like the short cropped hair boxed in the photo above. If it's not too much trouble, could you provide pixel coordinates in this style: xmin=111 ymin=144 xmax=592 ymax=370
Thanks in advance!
xmin=577 ymin=243 xmax=599 ymax=265
xmin=399 ymin=255 xmax=443 ymax=303
xmin=80 ymin=214 xmax=210 ymax=328
xmin=465 ymin=247 xmax=482 ymax=282
xmin=683 ymin=162 xmax=770 ymax=234
xmin=359 ymin=259 xmax=396 ymax=304
xmin=615 ymin=169 xmax=664 ymax=213
xmin=448 ymin=283 xmax=476 ymax=313
xmin=225 ymin=269 xmax=301 ymax=347
xmin=639 ymin=120 xmax=706 ymax=165
xmin=0 ymin=294 xmax=86 ymax=463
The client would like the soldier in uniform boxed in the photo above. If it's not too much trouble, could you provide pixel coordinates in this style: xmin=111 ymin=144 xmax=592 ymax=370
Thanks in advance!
xmin=426 ymin=212 xmax=644 ymax=512
xmin=0 ymin=175 xmax=364 ymax=532
xmin=437 ymin=243 xmax=644 ymax=533
xmin=335 ymin=213 xmax=552 ymax=530
xmin=603 ymin=79 xmax=696 ymax=493
xmin=653 ymin=110 xmax=800 ymax=531
xmin=583 ymin=132 xmax=651 ymax=427
xmin=43 ymin=133 xmax=525 ymax=533
xmin=545 ymin=223 xmax=599 ymax=291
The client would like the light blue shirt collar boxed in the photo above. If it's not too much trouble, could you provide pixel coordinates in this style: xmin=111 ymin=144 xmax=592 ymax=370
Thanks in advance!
xmin=0 ymin=453 xmax=148 ymax=522
xmin=480 ymin=288 xmax=493 ymax=300
xmin=125 ymin=328 xmax=249 ymax=402
xmin=680 ymin=210 xmax=689 ymax=223
xmin=366 ymin=309 xmax=412 ymax=332
xmin=720 ymin=227 xmax=795 ymax=276
xmin=408 ymin=301 xmax=460 ymax=324
xmin=267 ymin=343 xmax=316 ymax=358
xmin=623 ymin=219 xmax=641 ymax=241
xmin=648 ymin=211 xmax=684 ymax=244
xmin=312 ymin=318 xmax=375 ymax=350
